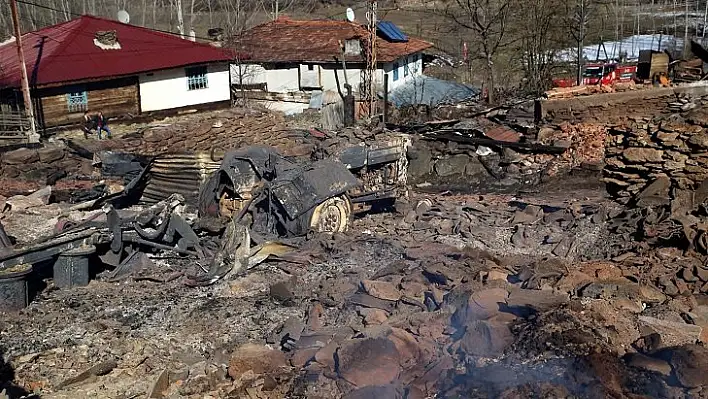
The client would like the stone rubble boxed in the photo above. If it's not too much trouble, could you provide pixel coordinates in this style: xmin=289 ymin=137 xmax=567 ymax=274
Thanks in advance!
xmin=0 ymin=188 xmax=703 ymax=398
xmin=3 ymin=92 xmax=708 ymax=397
xmin=603 ymin=109 xmax=708 ymax=202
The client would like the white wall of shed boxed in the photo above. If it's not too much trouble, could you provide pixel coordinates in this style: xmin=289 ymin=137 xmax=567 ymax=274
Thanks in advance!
xmin=231 ymin=64 xmax=300 ymax=92
xmin=138 ymin=63 xmax=230 ymax=112
xmin=232 ymin=57 xmax=424 ymax=94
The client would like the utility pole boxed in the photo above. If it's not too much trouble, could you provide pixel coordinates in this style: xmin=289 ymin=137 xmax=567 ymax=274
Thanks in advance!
xmin=176 ymin=0 xmax=184 ymax=38
xmin=618 ymin=0 xmax=623 ymax=60
xmin=9 ymin=0 xmax=38 ymax=143
xmin=651 ymin=0 xmax=655 ymax=34
xmin=703 ymin=0 xmax=708 ymax=38
xmin=362 ymin=0 xmax=377 ymax=119
xmin=685 ymin=0 xmax=689 ymax=57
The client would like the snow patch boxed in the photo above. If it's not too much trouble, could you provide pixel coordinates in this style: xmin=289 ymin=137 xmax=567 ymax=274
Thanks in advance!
xmin=558 ymin=34 xmax=686 ymax=62
xmin=0 ymin=36 xmax=16 ymax=47
xmin=93 ymin=38 xmax=121 ymax=50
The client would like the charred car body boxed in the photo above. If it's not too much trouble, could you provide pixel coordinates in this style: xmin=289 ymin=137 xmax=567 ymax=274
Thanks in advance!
xmin=199 ymin=146 xmax=360 ymax=237
xmin=148 ymin=137 xmax=410 ymax=237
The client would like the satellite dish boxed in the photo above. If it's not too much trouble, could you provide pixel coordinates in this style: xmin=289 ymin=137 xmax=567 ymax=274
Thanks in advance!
xmin=117 ymin=10 xmax=130 ymax=24
xmin=345 ymin=7 xmax=355 ymax=22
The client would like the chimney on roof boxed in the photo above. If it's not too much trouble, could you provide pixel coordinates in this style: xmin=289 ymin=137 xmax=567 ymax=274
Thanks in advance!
xmin=95 ymin=30 xmax=117 ymax=45
xmin=94 ymin=30 xmax=121 ymax=50
xmin=208 ymin=28 xmax=224 ymax=41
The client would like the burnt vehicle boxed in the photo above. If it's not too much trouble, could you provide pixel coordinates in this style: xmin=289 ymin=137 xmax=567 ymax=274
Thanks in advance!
xmin=198 ymin=146 xmax=359 ymax=237
xmin=336 ymin=137 xmax=409 ymax=209
xmin=137 ymin=137 xmax=409 ymax=237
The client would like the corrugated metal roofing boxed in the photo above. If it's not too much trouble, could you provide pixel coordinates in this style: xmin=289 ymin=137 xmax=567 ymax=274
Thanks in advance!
xmin=235 ymin=17 xmax=431 ymax=63
xmin=377 ymin=21 xmax=408 ymax=43
xmin=0 ymin=15 xmax=239 ymax=88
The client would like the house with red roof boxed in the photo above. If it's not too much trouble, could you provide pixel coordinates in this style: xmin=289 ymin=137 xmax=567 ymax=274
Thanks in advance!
xmin=232 ymin=17 xmax=432 ymax=115
xmin=0 ymin=15 xmax=239 ymax=128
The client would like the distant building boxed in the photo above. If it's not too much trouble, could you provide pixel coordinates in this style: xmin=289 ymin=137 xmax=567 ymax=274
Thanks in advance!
xmin=232 ymin=17 xmax=432 ymax=115
xmin=0 ymin=15 xmax=240 ymax=129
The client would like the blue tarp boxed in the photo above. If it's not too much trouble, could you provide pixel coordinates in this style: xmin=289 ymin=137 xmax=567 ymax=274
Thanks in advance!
xmin=386 ymin=75 xmax=480 ymax=107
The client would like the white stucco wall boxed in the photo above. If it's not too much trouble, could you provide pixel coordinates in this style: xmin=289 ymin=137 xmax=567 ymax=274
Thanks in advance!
xmin=139 ymin=63 xmax=230 ymax=112
xmin=233 ymin=63 xmax=268 ymax=84
xmin=226 ymin=52 xmax=424 ymax=116
xmin=319 ymin=66 xmax=363 ymax=93
xmin=231 ymin=52 xmax=423 ymax=95
xmin=231 ymin=64 xmax=300 ymax=92
xmin=233 ymin=64 xmax=361 ymax=93
xmin=384 ymin=53 xmax=423 ymax=90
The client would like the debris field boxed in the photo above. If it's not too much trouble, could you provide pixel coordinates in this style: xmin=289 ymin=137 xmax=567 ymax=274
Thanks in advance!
xmin=2 ymin=95 xmax=708 ymax=399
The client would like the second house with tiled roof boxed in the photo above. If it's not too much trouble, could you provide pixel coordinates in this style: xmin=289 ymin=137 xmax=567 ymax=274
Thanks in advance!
xmin=232 ymin=16 xmax=432 ymax=115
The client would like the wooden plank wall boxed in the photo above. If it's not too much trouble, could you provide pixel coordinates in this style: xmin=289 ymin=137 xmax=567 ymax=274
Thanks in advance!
xmin=35 ymin=77 xmax=139 ymax=128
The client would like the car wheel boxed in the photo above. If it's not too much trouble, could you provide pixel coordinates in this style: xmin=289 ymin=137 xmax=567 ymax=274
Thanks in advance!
xmin=309 ymin=195 xmax=352 ymax=233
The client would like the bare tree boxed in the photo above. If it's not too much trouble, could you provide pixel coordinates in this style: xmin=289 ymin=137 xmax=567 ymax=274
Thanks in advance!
xmin=223 ymin=0 xmax=265 ymax=106
xmin=517 ymin=0 xmax=564 ymax=94
xmin=0 ymin=0 xmax=321 ymax=42
xmin=259 ymin=0 xmax=295 ymax=20
xmin=565 ymin=0 xmax=594 ymax=86
xmin=440 ymin=0 xmax=512 ymax=104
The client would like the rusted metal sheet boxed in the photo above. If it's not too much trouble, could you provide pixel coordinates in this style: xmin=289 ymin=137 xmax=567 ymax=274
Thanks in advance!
xmin=484 ymin=125 xmax=521 ymax=143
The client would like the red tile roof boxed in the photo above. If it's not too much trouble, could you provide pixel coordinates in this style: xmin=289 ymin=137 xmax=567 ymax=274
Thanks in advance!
xmin=0 ymin=15 xmax=239 ymax=88
xmin=234 ymin=17 xmax=432 ymax=64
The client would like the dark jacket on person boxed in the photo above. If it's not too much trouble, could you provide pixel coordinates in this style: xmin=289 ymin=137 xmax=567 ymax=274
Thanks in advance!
xmin=83 ymin=114 xmax=97 ymax=132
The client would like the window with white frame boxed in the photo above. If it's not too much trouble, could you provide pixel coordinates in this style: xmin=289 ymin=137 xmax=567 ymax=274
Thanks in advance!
xmin=67 ymin=90 xmax=88 ymax=112
xmin=392 ymin=62 xmax=399 ymax=81
xmin=186 ymin=66 xmax=209 ymax=90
